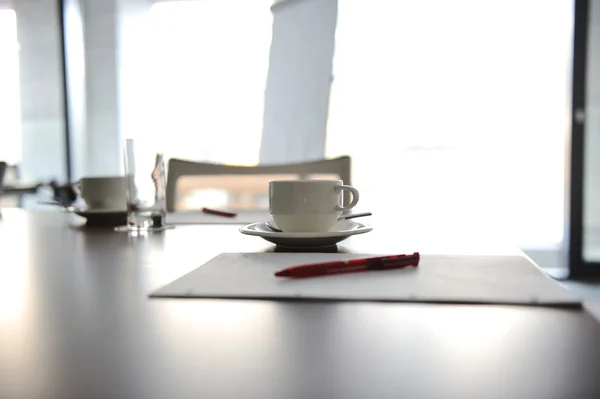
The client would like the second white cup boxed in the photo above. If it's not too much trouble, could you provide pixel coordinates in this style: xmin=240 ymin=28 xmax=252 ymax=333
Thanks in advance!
xmin=269 ymin=180 xmax=360 ymax=233
xmin=76 ymin=176 xmax=127 ymax=210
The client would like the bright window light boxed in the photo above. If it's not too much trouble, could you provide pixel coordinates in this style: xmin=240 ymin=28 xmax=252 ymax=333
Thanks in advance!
xmin=130 ymin=0 xmax=273 ymax=166
xmin=0 ymin=9 xmax=22 ymax=165
xmin=327 ymin=0 xmax=573 ymax=246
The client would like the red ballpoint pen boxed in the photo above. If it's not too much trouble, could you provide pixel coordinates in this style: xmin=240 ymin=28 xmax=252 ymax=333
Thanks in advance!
xmin=274 ymin=252 xmax=420 ymax=278
xmin=202 ymin=207 xmax=237 ymax=218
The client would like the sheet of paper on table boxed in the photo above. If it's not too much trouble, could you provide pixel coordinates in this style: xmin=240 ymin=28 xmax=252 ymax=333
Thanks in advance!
xmin=166 ymin=210 xmax=269 ymax=225
xmin=150 ymin=253 xmax=580 ymax=307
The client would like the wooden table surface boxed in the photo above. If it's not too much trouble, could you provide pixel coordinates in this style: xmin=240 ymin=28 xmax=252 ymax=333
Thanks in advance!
xmin=1 ymin=210 xmax=599 ymax=399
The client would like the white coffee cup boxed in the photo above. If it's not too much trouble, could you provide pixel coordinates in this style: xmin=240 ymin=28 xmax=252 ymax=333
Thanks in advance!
xmin=269 ymin=180 xmax=360 ymax=232
xmin=76 ymin=176 xmax=127 ymax=210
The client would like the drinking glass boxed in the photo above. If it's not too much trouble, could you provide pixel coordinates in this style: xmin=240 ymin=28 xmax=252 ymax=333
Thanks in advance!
xmin=115 ymin=138 xmax=173 ymax=232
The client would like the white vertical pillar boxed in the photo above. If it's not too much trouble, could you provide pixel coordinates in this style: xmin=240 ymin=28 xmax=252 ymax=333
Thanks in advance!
xmin=81 ymin=0 xmax=122 ymax=176
xmin=12 ymin=0 xmax=67 ymax=182
xmin=259 ymin=0 xmax=338 ymax=164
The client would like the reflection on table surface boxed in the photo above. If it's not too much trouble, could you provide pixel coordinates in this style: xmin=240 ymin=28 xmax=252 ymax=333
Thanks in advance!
xmin=0 ymin=210 xmax=600 ymax=399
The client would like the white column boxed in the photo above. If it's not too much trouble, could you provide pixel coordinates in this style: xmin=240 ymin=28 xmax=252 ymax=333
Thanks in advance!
xmin=259 ymin=0 xmax=337 ymax=164
xmin=12 ymin=0 xmax=67 ymax=182
xmin=80 ymin=0 xmax=122 ymax=177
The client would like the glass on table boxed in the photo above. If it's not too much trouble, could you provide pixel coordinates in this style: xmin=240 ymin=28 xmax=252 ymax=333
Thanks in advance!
xmin=115 ymin=138 xmax=173 ymax=232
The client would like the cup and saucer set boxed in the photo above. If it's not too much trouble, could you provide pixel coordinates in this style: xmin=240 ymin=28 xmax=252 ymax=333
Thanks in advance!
xmin=240 ymin=180 xmax=372 ymax=249
xmin=57 ymin=140 xmax=171 ymax=232
xmin=63 ymin=176 xmax=128 ymax=226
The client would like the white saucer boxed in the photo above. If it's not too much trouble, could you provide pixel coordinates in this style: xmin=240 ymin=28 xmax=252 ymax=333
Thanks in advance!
xmin=240 ymin=219 xmax=372 ymax=248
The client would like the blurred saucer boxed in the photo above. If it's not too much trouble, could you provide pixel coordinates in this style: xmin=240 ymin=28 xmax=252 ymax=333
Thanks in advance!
xmin=69 ymin=206 xmax=127 ymax=226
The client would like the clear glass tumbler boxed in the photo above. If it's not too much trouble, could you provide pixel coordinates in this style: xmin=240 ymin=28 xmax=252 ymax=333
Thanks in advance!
xmin=115 ymin=138 xmax=173 ymax=232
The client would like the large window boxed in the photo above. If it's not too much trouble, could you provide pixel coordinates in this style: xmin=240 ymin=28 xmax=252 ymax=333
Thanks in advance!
xmin=0 ymin=9 xmax=21 ymax=165
xmin=114 ymin=0 xmax=274 ymax=209
xmin=126 ymin=0 xmax=273 ymax=166
xmin=326 ymin=0 xmax=573 ymax=246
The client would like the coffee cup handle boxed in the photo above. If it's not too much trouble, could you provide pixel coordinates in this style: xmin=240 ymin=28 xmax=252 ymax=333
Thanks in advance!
xmin=334 ymin=185 xmax=359 ymax=211
xmin=71 ymin=180 xmax=82 ymax=195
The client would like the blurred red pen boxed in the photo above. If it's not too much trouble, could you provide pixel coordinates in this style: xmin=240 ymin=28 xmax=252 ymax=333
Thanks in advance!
xmin=274 ymin=252 xmax=420 ymax=278
xmin=202 ymin=207 xmax=237 ymax=218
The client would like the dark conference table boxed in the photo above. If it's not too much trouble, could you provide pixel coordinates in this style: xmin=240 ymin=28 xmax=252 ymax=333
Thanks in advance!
xmin=1 ymin=210 xmax=600 ymax=399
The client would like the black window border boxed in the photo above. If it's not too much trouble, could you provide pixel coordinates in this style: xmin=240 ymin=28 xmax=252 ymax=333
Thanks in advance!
xmin=568 ymin=0 xmax=600 ymax=277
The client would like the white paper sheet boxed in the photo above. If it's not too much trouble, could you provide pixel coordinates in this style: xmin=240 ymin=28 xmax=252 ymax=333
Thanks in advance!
xmin=150 ymin=253 xmax=579 ymax=306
